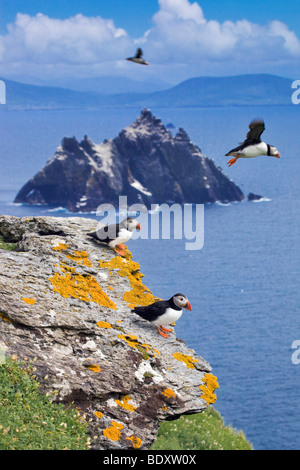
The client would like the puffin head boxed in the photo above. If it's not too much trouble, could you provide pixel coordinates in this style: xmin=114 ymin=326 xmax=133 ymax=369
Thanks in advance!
xmin=173 ymin=293 xmax=192 ymax=311
xmin=123 ymin=217 xmax=141 ymax=231
xmin=269 ymin=145 xmax=281 ymax=158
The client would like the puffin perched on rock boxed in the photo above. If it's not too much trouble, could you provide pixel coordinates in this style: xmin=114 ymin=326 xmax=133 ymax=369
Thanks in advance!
xmin=87 ymin=217 xmax=140 ymax=256
xmin=226 ymin=119 xmax=281 ymax=167
xmin=132 ymin=293 xmax=192 ymax=338
xmin=126 ymin=48 xmax=149 ymax=66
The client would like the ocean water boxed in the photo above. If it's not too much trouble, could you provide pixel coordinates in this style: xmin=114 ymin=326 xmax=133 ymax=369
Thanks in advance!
xmin=0 ymin=104 xmax=299 ymax=450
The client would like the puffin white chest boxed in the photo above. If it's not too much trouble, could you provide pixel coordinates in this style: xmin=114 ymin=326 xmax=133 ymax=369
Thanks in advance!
xmin=152 ymin=308 xmax=183 ymax=327
xmin=240 ymin=142 xmax=268 ymax=158
xmin=108 ymin=228 xmax=132 ymax=248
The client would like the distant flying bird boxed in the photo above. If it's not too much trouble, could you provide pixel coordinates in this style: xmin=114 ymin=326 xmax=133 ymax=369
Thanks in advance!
xmin=87 ymin=217 xmax=141 ymax=257
xmin=225 ymin=119 xmax=281 ymax=167
xmin=126 ymin=48 xmax=149 ymax=66
xmin=132 ymin=293 xmax=192 ymax=339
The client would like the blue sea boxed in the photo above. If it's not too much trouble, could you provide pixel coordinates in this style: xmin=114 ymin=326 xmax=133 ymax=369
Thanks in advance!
xmin=0 ymin=104 xmax=299 ymax=450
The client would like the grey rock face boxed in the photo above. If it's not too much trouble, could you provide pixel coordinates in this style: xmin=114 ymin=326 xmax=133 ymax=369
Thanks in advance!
xmin=0 ymin=215 xmax=218 ymax=450
xmin=15 ymin=109 xmax=244 ymax=212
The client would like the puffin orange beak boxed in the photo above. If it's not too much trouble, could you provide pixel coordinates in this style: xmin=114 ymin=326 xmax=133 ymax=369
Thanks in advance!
xmin=275 ymin=152 xmax=281 ymax=158
xmin=136 ymin=223 xmax=141 ymax=230
xmin=184 ymin=301 xmax=192 ymax=311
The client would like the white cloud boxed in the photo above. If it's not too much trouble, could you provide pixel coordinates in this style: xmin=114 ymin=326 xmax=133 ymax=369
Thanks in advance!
xmin=0 ymin=1 xmax=299 ymax=85
xmin=146 ymin=0 xmax=300 ymax=65
xmin=0 ymin=12 xmax=133 ymax=80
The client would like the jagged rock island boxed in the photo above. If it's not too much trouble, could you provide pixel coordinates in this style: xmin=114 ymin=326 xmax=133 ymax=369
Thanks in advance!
xmin=0 ymin=215 xmax=219 ymax=450
xmin=15 ymin=109 xmax=244 ymax=211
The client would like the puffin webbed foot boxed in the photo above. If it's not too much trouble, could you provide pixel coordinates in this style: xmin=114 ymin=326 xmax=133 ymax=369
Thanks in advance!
xmin=113 ymin=246 xmax=126 ymax=257
xmin=227 ymin=156 xmax=238 ymax=167
xmin=160 ymin=326 xmax=173 ymax=333
xmin=156 ymin=326 xmax=171 ymax=338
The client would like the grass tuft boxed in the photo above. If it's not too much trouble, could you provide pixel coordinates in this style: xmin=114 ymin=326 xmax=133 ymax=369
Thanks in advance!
xmin=0 ymin=356 xmax=90 ymax=450
xmin=151 ymin=406 xmax=253 ymax=451
xmin=0 ymin=235 xmax=17 ymax=251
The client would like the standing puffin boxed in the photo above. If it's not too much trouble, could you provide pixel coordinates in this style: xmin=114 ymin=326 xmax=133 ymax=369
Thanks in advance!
xmin=87 ymin=217 xmax=141 ymax=256
xmin=126 ymin=48 xmax=149 ymax=66
xmin=226 ymin=119 xmax=281 ymax=167
xmin=132 ymin=293 xmax=192 ymax=338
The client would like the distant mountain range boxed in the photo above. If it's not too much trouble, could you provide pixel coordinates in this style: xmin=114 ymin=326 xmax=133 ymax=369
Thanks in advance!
xmin=1 ymin=73 xmax=294 ymax=109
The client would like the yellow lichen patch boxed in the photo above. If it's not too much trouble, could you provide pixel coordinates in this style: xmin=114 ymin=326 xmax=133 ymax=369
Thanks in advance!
xmin=98 ymin=251 xmax=158 ymax=309
xmin=52 ymin=243 xmax=69 ymax=252
xmin=88 ymin=364 xmax=103 ymax=373
xmin=126 ymin=436 xmax=142 ymax=449
xmin=162 ymin=388 xmax=176 ymax=399
xmin=117 ymin=333 xmax=140 ymax=349
xmin=21 ymin=297 xmax=36 ymax=305
xmin=172 ymin=352 xmax=200 ymax=369
xmin=94 ymin=411 xmax=103 ymax=419
xmin=49 ymin=266 xmax=117 ymax=309
xmin=117 ymin=333 xmax=159 ymax=359
xmin=103 ymin=421 xmax=124 ymax=441
xmin=115 ymin=395 xmax=137 ymax=412
xmin=96 ymin=321 xmax=112 ymax=329
xmin=66 ymin=250 xmax=92 ymax=267
xmin=0 ymin=313 xmax=11 ymax=322
xmin=199 ymin=373 xmax=219 ymax=405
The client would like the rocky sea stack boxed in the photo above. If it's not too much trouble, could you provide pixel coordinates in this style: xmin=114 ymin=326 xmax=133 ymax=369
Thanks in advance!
xmin=15 ymin=109 xmax=244 ymax=212
xmin=0 ymin=215 xmax=218 ymax=450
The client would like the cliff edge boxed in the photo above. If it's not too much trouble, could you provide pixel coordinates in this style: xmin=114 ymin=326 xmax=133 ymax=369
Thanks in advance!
xmin=0 ymin=215 xmax=218 ymax=450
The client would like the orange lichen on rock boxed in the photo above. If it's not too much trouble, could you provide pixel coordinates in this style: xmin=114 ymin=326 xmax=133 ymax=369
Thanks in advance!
xmin=117 ymin=333 xmax=159 ymax=360
xmin=88 ymin=364 xmax=103 ymax=373
xmin=94 ymin=411 xmax=103 ymax=419
xmin=115 ymin=395 xmax=137 ymax=412
xmin=199 ymin=373 xmax=219 ymax=404
xmin=172 ymin=352 xmax=200 ymax=369
xmin=126 ymin=436 xmax=142 ymax=449
xmin=162 ymin=388 xmax=176 ymax=399
xmin=0 ymin=313 xmax=11 ymax=322
xmin=21 ymin=297 xmax=36 ymax=305
xmin=103 ymin=421 xmax=124 ymax=441
xmin=66 ymin=250 xmax=92 ymax=267
xmin=52 ymin=243 xmax=69 ymax=252
xmin=49 ymin=265 xmax=117 ymax=309
xmin=96 ymin=321 xmax=112 ymax=329
xmin=98 ymin=250 xmax=158 ymax=308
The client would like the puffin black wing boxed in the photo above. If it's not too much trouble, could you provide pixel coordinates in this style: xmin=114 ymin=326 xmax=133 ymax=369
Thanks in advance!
xmin=246 ymin=119 xmax=265 ymax=142
xmin=87 ymin=223 xmax=120 ymax=244
xmin=225 ymin=118 xmax=266 ymax=156
xmin=135 ymin=48 xmax=143 ymax=59
xmin=132 ymin=300 xmax=170 ymax=323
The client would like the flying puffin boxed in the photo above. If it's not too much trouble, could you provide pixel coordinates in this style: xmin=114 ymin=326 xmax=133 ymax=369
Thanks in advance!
xmin=226 ymin=119 xmax=281 ymax=167
xmin=126 ymin=48 xmax=149 ymax=66
xmin=132 ymin=293 xmax=192 ymax=338
xmin=87 ymin=217 xmax=141 ymax=256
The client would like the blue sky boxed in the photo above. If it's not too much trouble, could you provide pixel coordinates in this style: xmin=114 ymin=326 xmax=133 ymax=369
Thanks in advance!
xmin=0 ymin=0 xmax=299 ymax=86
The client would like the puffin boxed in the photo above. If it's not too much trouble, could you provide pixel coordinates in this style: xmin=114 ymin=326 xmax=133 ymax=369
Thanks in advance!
xmin=132 ymin=293 xmax=192 ymax=338
xmin=226 ymin=119 xmax=281 ymax=167
xmin=87 ymin=217 xmax=141 ymax=256
xmin=126 ymin=48 xmax=149 ymax=66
